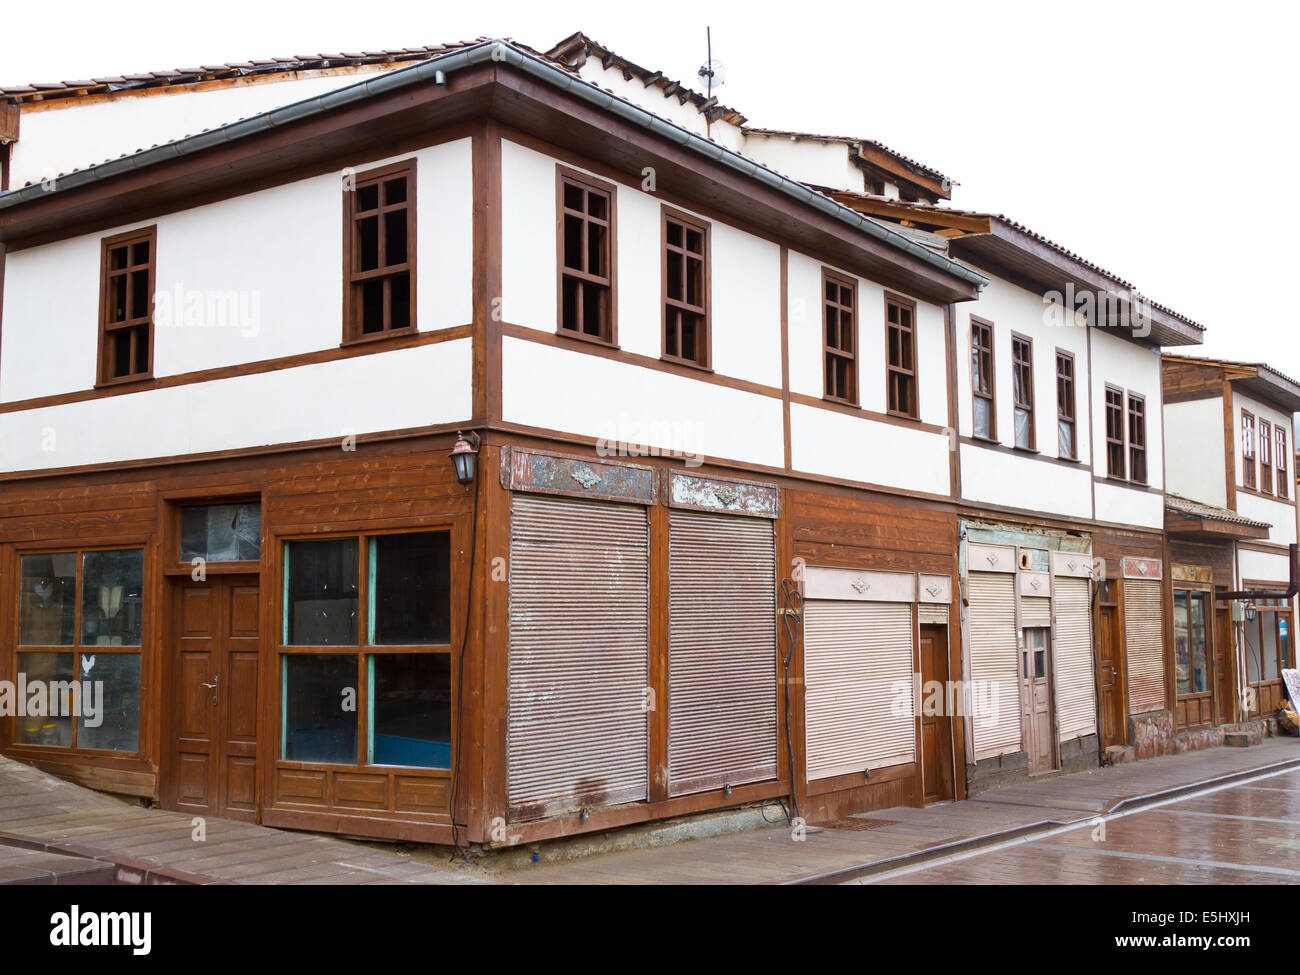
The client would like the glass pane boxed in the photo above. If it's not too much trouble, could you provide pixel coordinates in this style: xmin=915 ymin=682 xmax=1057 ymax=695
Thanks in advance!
xmin=1245 ymin=618 xmax=1261 ymax=683
xmin=369 ymin=654 xmax=451 ymax=768
xmin=1263 ymin=616 xmax=1280 ymax=680
xmin=282 ymin=654 xmax=358 ymax=763
xmin=180 ymin=503 xmax=261 ymax=562
xmin=1014 ymin=408 xmax=1031 ymax=449
xmin=1034 ymin=650 xmax=1046 ymax=680
xmin=78 ymin=653 xmax=139 ymax=752
xmin=19 ymin=553 xmax=77 ymax=646
xmin=285 ymin=538 xmax=358 ymax=645
xmin=1281 ymin=616 xmax=1292 ymax=672
xmin=15 ymin=652 xmax=74 ymax=746
xmin=1174 ymin=591 xmax=1190 ymax=696
xmin=1058 ymin=419 xmax=1074 ymax=459
xmin=973 ymin=397 xmax=990 ymax=439
xmin=1189 ymin=594 xmax=1210 ymax=694
xmin=81 ymin=550 xmax=144 ymax=647
xmin=369 ymin=532 xmax=451 ymax=645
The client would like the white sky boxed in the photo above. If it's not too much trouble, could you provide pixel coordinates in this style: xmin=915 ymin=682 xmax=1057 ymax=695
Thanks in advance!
xmin=3 ymin=0 xmax=1296 ymax=373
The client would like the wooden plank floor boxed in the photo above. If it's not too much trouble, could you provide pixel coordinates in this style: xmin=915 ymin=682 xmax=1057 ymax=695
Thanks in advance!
xmin=510 ymin=739 xmax=1300 ymax=884
xmin=0 ymin=756 xmax=481 ymax=885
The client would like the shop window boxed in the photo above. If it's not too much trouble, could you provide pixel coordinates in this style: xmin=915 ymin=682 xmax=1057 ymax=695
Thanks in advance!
xmin=1173 ymin=590 xmax=1210 ymax=696
xmin=15 ymin=548 xmax=144 ymax=752
xmin=180 ymin=502 xmax=261 ymax=563
xmin=280 ymin=531 xmax=452 ymax=770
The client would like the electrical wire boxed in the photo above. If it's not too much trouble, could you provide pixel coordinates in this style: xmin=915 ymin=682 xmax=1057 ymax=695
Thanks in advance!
xmin=447 ymin=457 xmax=481 ymax=856
xmin=778 ymin=577 xmax=803 ymax=824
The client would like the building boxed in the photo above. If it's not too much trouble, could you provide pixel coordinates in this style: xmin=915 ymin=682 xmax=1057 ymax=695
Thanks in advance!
xmin=0 ymin=33 xmax=1291 ymax=847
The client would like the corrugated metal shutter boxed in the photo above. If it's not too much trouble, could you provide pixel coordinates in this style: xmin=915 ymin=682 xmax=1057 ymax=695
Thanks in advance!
xmin=968 ymin=572 xmax=1021 ymax=760
xmin=804 ymin=600 xmax=915 ymax=780
xmin=1124 ymin=578 xmax=1165 ymax=714
xmin=1053 ymin=576 xmax=1096 ymax=739
xmin=919 ymin=604 xmax=949 ymax=625
xmin=1021 ymin=596 xmax=1052 ymax=628
xmin=667 ymin=510 xmax=777 ymax=795
xmin=507 ymin=495 xmax=649 ymax=818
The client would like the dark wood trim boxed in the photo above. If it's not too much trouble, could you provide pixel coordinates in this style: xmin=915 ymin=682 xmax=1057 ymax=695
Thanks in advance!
xmin=1127 ymin=389 xmax=1148 ymax=486
xmin=659 ymin=204 xmax=712 ymax=370
xmin=945 ymin=304 xmax=961 ymax=499
xmin=96 ymin=224 xmax=157 ymax=386
xmin=1235 ymin=482 xmax=1297 ymax=508
xmin=1055 ymin=347 xmax=1077 ymax=461
xmin=969 ymin=313 xmax=996 ymax=441
xmin=1241 ymin=408 xmax=1257 ymax=491
xmin=1103 ymin=382 xmax=1127 ymax=481
xmin=821 ymin=266 xmax=858 ymax=406
xmin=791 ymin=390 xmax=950 ymax=434
xmin=1010 ymin=330 xmax=1035 ymax=451
xmin=1223 ymin=380 xmax=1237 ymax=508
xmin=555 ymin=163 xmax=618 ymax=348
xmin=0 ymin=324 xmax=471 ymax=416
xmin=1236 ymin=540 xmax=1298 ymax=556
xmin=1085 ymin=323 xmax=1097 ymax=520
xmin=341 ymin=157 xmax=417 ymax=343
xmin=780 ymin=247 xmax=792 ymax=471
xmin=1092 ymin=474 xmax=1164 ymax=496
xmin=883 ymin=291 xmax=918 ymax=419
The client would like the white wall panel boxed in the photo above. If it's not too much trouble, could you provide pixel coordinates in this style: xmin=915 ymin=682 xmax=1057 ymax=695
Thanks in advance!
xmin=790 ymin=403 xmax=950 ymax=496
xmin=959 ymin=442 xmax=1092 ymax=519
xmin=1163 ymin=397 xmax=1227 ymax=508
xmin=1093 ymin=481 xmax=1164 ymax=529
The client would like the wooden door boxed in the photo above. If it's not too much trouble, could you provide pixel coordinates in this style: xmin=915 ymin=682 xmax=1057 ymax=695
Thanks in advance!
xmin=168 ymin=575 xmax=261 ymax=822
xmin=919 ymin=625 xmax=954 ymax=803
xmin=1096 ymin=603 xmax=1126 ymax=749
xmin=1020 ymin=628 xmax=1056 ymax=773
xmin=1214 ymin=604 xmax=1234 ymax=726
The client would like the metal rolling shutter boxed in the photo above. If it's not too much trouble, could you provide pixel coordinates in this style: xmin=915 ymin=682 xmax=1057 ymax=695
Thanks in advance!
xmin=1020 ymin=596 xmax=1052 ymax=628
xmin=1053 ymin=577 xmax=1096 ymax=739
xmin=507 ymin=494 xmax=649 ymax=819
xmin=919 ymin=604 xmax=949 ymax=625
xmin=667 ymin=510 xmax=777 ymax=795
xmin=1124 ymin=579 xmax=1165 ymax=714
xmin=968 ymin=572 xmax=1021 ymax=759
xmin=804 ymin=600 xmax=915 ymax=780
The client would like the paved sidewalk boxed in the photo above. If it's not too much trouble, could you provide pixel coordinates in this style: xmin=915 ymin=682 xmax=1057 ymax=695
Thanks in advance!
xmin=0 ymin=756 xmax=481 ymax=885
xmin=508 ymin=738 xmax=1300 ymax=884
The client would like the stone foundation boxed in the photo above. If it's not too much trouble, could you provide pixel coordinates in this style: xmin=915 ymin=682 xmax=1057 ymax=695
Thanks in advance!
xmin=1061 ymin=734 xmax=1100 ymax=774
xmin=1129 ymin=709 xmax=1176 ymax=759
xmin=968 ymin=734 xmax=1100 ymax=796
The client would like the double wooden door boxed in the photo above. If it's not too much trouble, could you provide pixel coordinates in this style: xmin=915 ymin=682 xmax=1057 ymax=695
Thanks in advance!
xmin=166 ymin=575 xmax=261 ymax=822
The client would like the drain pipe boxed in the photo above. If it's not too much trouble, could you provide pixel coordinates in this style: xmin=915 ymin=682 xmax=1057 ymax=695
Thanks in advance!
xmin=1217 ymin=543 xmax=1299 ymax=601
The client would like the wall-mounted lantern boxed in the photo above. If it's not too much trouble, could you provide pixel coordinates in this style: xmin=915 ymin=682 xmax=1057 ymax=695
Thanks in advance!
xmin=450 ymin=431 xmax=481 ymax=486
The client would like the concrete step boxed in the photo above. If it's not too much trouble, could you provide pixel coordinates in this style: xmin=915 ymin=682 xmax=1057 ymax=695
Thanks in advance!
xmin=1104 ymin=745 xmax=1136 ymax=764
xmin=1223 ymin=730 xmax=1253 ymax=748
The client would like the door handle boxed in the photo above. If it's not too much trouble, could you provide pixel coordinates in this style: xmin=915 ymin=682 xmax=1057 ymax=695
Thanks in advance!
xmin=200 ymin=676 xmax=219 ymax=708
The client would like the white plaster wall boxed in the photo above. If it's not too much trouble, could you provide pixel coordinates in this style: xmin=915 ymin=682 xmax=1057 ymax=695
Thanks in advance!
xmin=1237 ymin=547 xmax=1291 ymax=586
xmin=0 ymin=339 xmax=472 ymax=472
xmin=789 ymin=403 xmax=950 ymax=496
xmin=501 ymin=336 xmax=785 ymax=469
xmin=9 ymin=71 xmax=397 ymax=188
xmin=787 ymin=250 xmax=947 ymax=427
xmin=1094 ymin=481 xmax=1164 ymax=529
xmin=1089 ymin=329 xmax=1164 ymax=494
xmin=1236 ymin=492 xmax=1298 ymax=545
xmin=958 ymin=442 xmax=1092 ymax=519
xmin=0 ymin=139 xmax=473 ymax=402
xmin=740 ymin=136 xmax=862 ymax=193
xmin=499 ymin=139 xmax=783 ymax=389
xmin=1162 ymin=396 xmax=1227 ymax=508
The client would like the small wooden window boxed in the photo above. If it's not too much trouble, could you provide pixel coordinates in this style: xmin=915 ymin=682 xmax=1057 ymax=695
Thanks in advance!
xmin=1105 ymin=385 xmax=1126 ymax=479
xmin=885 ymin=294 xmax=917 ymax=418
xmin=1277 ymin=426 xmax=1288 ymax=499
xmin=343 ymin=160 xmax=416 ymax=342
xmin=1056 ymin=350 xmax=1076 ymax=460
xmin=662 ymin=208 xmax=710 ymax=368
xmin=557 ymin=168 xmax=616 ymax=345
xmin=1128 ymin=393 xmax=1147 ymax=485
xmin=823 ymin=269 xmax=857 ymax=404
xmin=97 ymin=226 xmax=156 ymax=384
xmin=970 ymin=317 xmax=995 ymax=439
xmin=1260 ymin=419 xmax=1273 ymax=494
xmin=1242 ymin=412 xmax=1256 ymax=490
xmin=1011 ymin=333 xmax=1034 ymax=449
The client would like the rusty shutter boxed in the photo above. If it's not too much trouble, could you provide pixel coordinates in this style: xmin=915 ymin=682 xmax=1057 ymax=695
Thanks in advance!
xmin=1124 ymin=578 xmax=1165 ymax=714
xmin=507 ymin=494 xmax=649 ymax=819
xmin=919 ymin=604 xmax=949 ymax=625
xmin=667 ymin=510 xmax=777 ymax=795
xmin=1020 ymin=595 xmax=1052 ymax=628
xmin=1052 ymin=576 xmax=1096 ymax=739
xmin=804 ymin=600 xmax=915 ymax=780
xmin=968 ymin=572 xmax=1021 ymax=760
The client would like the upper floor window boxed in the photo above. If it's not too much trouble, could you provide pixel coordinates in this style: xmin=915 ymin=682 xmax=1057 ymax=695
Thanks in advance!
xmin=98 ymin=226 xmax=156 ymax=385
xmin=1260 ymin=419 xmax=1274 ymax=494
xmin=557 ymin=168 xmax=616 ymax=345
xmin=822 ymin=269 xmax=857 ymax=405
xmin=344 ymin=160 xmax=415 ymax=342
xmin=1128 ymin=394 xmax=1147 ymax=484
xmin=885 ymin=294 xmax=917 ymax=418
xmin=1242 ymin=412 xmax=1256 ymax=490
xmin=970 ymin=317 xmax=995 ymax=439
xmin=1056 ymin=350 xmax=1076 ymax=460
xmin=1105 ymin=385 xmax=1126 ymax=478
xmin=662 ymin=208 xmax=710 ymax=368
xmin=1277 ymin=426 xmax=1289 ymax=499
xmin=1011 ymin=333 xmax=1034 ymax=449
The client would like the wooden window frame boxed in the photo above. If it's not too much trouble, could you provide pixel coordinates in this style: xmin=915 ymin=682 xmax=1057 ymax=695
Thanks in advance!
xmin=1242 ymin=411 xmax=1257 ymax=491
xmin=96 ymin=225 xmax=157 ymax=387
xmin=1055 ymin=349 xmax=1077 ymax=460
xmin=970 ymin=316 xmax=996 ymax=441
xmin=1011 ymin=332 xmax=1035 ymax=450
xmin=342 ymin=158 xmax=417 ymax=346
xmin=660 ymin=206 xmax=711 ymax=370
xmin=822 ymin=268 xmax=858 ymax=406
xmin=1259 ymin=418 xmax=1273 ymax=495
xmin=1105 ymin=384 xmax=1126 ymax=479
xmin=1277 ymin=426 xmax=1289 ymax=499
xmin=884 ymin=292 xmax=918 ymax=419
xmin=556 ymin=165 xmax=618 ymax=347
xmin=1127 ymin=392 xmax=1147 ymax=485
